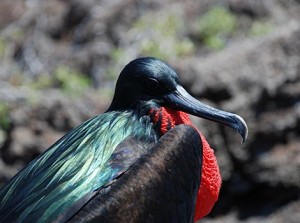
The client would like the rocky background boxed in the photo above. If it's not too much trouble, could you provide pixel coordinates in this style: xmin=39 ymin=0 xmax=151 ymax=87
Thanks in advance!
xmin=0 ymin=0 xmax=299 ymax=222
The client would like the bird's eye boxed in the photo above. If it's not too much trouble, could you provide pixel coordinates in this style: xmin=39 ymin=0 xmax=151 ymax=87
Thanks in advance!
xmin=145 ymin=78 xmax=159 ymax=90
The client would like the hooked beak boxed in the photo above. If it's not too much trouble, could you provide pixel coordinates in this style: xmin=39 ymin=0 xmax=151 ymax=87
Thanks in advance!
xmin=163 ymin=85 xmax=248 ymax=143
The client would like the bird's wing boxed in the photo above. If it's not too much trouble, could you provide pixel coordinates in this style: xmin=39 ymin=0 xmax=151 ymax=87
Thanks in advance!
xmin=52 ymin=136 xmax=155 ymax=223
xmin=67 ymin=124 xmax=203 ymax=223
xmin=0 ymin=111 xmax=156 ymax=223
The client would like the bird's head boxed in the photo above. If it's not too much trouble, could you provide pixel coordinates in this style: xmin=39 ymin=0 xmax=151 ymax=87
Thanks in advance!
xmin=109 ymin=57 xmax=248 ymax=142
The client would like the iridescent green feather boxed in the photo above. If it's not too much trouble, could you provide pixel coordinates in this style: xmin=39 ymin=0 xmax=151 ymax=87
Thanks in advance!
xmin=0 ymin=110 xmax=157 ymax=223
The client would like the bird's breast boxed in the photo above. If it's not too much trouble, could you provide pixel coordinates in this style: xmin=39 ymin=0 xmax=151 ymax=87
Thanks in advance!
xmin=148 ymin=107 xmax=222 ymax=221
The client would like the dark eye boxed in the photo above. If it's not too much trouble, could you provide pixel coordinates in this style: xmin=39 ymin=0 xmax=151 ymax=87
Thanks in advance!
xmin=145 ymin=78 xmax=159 ymax=90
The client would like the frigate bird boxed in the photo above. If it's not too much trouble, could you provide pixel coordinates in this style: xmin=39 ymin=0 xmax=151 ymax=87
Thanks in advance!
xmin=0 ymin=57 xmax=248 ymax=223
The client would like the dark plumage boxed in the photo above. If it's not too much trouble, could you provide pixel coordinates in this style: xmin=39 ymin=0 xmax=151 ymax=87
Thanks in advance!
xmin=67 ymin=125 xmax=202 ymax=223
xmin=0 ymin=57 xmax=248 ymax=223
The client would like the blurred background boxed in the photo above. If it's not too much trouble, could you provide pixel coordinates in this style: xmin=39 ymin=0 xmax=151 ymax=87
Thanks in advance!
xmin=0 ymin=0 xmax=299 ymax=222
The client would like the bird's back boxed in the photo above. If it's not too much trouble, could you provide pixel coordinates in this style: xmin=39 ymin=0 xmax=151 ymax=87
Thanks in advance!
xmin=0 ymin=111 xmax=157 ymax=223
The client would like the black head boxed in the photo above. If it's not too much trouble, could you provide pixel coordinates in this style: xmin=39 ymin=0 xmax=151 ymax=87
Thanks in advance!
xmin=109 ymin=57 xmax=179 ymax=109
xmin=108 ymin=57 xmax=248 ymax=143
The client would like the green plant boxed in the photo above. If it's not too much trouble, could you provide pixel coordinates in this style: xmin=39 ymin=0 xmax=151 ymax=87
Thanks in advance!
xmin=54 ymin=65 xmax=91 ymax=95
xmin=0 ymin=37 xmax=6 ymax=58
xmin=0 ymin=102 xmax=10 ymax=130
xmin=248 ymin=21 xmax=273 ymax=37
xmin=30 ymin=75 xmax=54 ymax=90
xmin=197 ymin=6 xmax=237 ymax=49
xmin=133 ymin=13 xmax=195 ymax=59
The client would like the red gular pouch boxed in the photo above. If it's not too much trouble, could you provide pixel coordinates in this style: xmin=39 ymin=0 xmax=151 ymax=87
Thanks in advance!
xmin=149 ymin=107 xmax=221 ymax=222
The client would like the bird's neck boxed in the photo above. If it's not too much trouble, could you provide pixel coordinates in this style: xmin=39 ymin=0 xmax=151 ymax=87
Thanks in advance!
xmin=149 ymin=107 xmax=191 ymax=135
xmin=148 ymin=107 xmax=221 ymax=222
